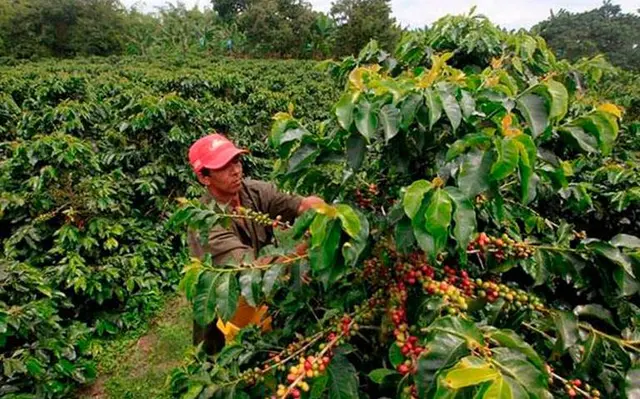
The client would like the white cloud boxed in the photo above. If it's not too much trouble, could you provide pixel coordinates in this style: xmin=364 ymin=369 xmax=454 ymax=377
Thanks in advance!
xmin=122 ymin=0 xmax=639 ymax=29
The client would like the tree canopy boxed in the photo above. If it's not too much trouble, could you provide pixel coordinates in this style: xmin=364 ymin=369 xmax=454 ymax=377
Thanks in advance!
xmin=533 ymin=1 xmax=640 ymax=70
xmin=0 ymin=0 xmax=639 ymax=71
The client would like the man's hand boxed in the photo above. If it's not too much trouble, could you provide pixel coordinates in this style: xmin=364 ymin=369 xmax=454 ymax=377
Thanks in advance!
xmin=298 ymin=195 xmax=326 ymax=215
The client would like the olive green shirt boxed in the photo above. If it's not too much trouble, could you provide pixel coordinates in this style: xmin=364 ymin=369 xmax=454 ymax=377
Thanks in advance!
xmin=187 ymin=179 xmax=303 ymax=264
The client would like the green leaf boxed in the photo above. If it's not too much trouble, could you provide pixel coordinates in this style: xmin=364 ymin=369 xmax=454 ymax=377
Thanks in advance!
xmin=379 ymin=104 xmax=400 ymax=143
xmin=180 ymin=263 xmax=203 ymax=302
xmin=354 ymin=98 xmax=378 ymax=140
xmin=588 ymin=241 xmax=635 ymax=277
xmin=217 ymin=344 xmax=244 ymax=366
xmin=309 ymin=219 xmax=342 ymax=272
xmin=544 ymin=80 xmax=568 ymax=122
xmin=368 ymin=368 xmax=399 ymax=384
xmin=310 ymin=213 xmax=330 ymax=248
xmin=611 ymin=234 xmax=640 ymax=249
xmin=445 ymin=187 xmax=476 ymax=252
xmin=578 ymin=332 xmax=602 ymax=374
xmin=342 ymin=209 xmax=369 ymax=267
xmin=552 ymin=311 xmax=579 ymax=351
xmin=590 ymin=111 xmax=618 ymax=155
xmin=560 ymin=126 xmax=598 ymax=153
xmin=346 ymin=134 xmax=366 ymax=170
xmin=395 ymin=217 xmax=416 ymax=255
xmin=335 ymin=91 xmax=357 ymax=130
xmin=335 ymin=204 xmax=361 ymax=239
xmin=438 ymin=85 xmax=462 ymax=131
xmin=269 ymin=117 xmax=296 ymax=148
xmin=414 ymin=228 xmax=437 ymax=258
xmin=239 ymin=269 xmax=262 ymax=307
xmin=193 ymin=271 xmax=220 ymax=326
xmin=288 ymin=144 xmax=319 ymax=174
xmin=427 ymin=316 xmax=485 ymax=347
xmin=573 ymin=304 xmax=616 ymax=328
xmin=444 ymin=358 xmax=499 ymax=389
xmin=514 ymin=134 xmax=537 ymax=204
xmin=216 ymin=273 xmax=239 ymax=322
xmin=516 ymin=93 xmax=549 ymax=138
xmin=291 ymin=210 xmax=316 ymax=239
xmin=491 ymin=348 xmax=549 ymax=398
xmin=446 ymin=134 xmax=491 ymax=161
xmin=460 ymin=90 xmax=476 ymax=119
xmin=488 ymin=329 xmax=544 ymax=371
xmin=613 ymin=267 xmax=639 ymax=296
xmin=182 ymin=383 xmax=204 ymax=399
xmin=416 ymin=317 xmax=476 ymax=396
xmin=310 ymin=373 xmax=329 ymax=399
xmin=483 ymin=377 xmax=513 ymax=399
xmin=327 ymin=354 xmax=359 ymax=399
xmin=424 ymin=189 xmax=453 ymax=251
xmin=575 ymin=112 xmax=619 ymax=155
xmin=424 ymin=88 xmax=443 ymax=129
xmin=491 ymin=138 xmax=520 ymax=181
xmin=400 ymin=93 xmax=423 ymax=130
xmin=262 ymin=264 xmax=284 ymax=296
xmin=458 ymin=149 xmax=493 ymax=198
xmin=25 ymin=358 xmax=44 ymax=377
xmin=403 ymin=180 xmax=433 ymax=219
xmin=389 ymin=343 xmax=404 ymax=368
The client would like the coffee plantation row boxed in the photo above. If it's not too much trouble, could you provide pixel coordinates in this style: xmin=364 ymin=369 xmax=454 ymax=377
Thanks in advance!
xmin=0 ymin=56 xmax=339 ymax=397
xmin=167 ymin=14 xmax=639 ymax=399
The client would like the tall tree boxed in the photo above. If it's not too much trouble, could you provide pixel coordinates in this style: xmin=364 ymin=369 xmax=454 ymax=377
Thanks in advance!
xmin=238 ymin=0 xmax=316 ymax=58
xmin=211 ymin=0 xmax=247 ymax=22
xmin=532 ymin=1 xmax=640 ymax=70
xmin=0 ymin=0 xmax=126 ymax=58
xmin=330 ymin=0 xmax=400 ymax=57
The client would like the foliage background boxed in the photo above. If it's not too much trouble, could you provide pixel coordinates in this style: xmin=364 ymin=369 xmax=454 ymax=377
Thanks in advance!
xmin=0 ymin=56 xmax=338 ymax=397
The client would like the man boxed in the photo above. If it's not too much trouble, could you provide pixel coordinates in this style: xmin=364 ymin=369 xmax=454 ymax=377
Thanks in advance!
xmin=187 ymin=133 xmax=324 ymax=354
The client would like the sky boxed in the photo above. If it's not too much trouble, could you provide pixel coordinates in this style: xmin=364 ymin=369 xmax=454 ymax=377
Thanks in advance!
xmin=121 ymin=0 xmax=639 ymax=29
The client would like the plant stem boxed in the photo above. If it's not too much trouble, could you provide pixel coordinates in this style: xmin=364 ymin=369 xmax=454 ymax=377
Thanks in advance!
xmin=204 ymin=254 xmax=309 ymax=273
xmin=580 ymin=323 xmax=640 ymax=353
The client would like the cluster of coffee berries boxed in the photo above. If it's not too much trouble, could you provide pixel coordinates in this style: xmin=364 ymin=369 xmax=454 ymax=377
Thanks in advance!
xmin=361 ymin=257 xmax=391 ymax=286
xmin=234 ymin=206 xmax=289 ymax=229
xmin=401 ymin=385 xmax=418 ymax=399
xmin=422 ymin=279 xmax=468 ymax=314
xmin=386 ymin=283 xmax=420 ymax=399
xmin=341 ymin=314 xmax=359 ymax=336
xmin=467 ymin=233 xmax=535 ymax=261
xmin=276 ymin=355 xmax=332 ymax=398
xmin=354 ymin=183 xmax=378 ymax=209
xmin=237 ymin=367 xmax=265 ymax=385
xmin=395 ymin=261 xmax=435 ymax=286
xmin=476 ymin=279 xmax=545 ymax=311
xmin=442 ymin=266 xmax=474 ymax=296
xmin=558 ymin=376 xmax=600 ymax=398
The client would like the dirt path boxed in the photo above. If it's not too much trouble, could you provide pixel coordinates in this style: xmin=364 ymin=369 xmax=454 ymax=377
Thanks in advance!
xmin=78 ymin=296 xmax=192 ymax=399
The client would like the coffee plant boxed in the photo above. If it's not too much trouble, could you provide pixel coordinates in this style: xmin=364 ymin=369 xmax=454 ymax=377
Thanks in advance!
xmin=0 ymin=56 xmax=339 ymax=397
xmin=170 ymin=14 xmax=639 ymax=399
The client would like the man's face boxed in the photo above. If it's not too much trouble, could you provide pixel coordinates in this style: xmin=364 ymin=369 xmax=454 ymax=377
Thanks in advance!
xmin=197 ymin=156 xmax=244 ymax=195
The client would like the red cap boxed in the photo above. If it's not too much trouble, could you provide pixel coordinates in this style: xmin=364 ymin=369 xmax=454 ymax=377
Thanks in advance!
xmin=188 ymin=134 xmax=248 ymax=173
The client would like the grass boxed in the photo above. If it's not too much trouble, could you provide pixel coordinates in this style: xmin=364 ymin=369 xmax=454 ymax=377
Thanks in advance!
xmin=79 ymin=295 xmax=193 ymax=399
